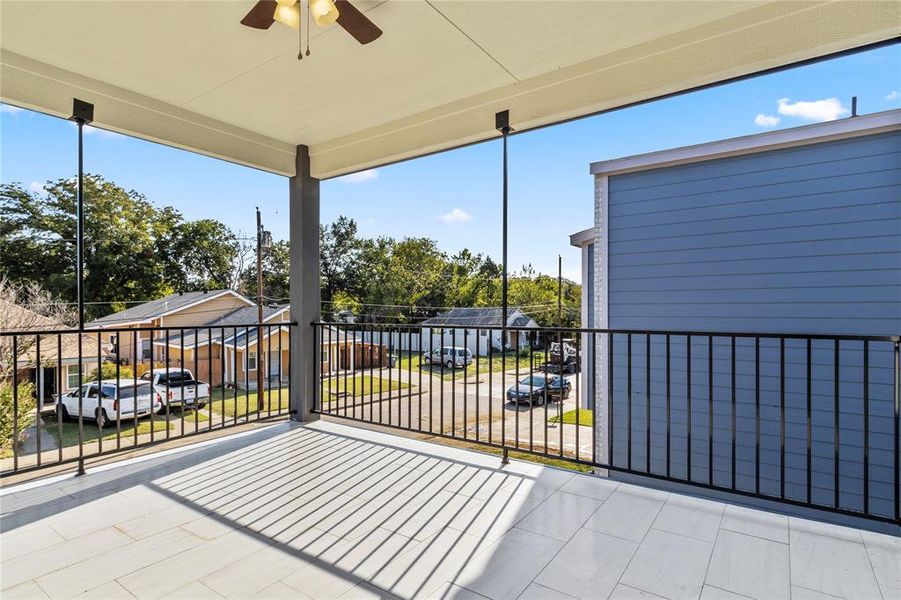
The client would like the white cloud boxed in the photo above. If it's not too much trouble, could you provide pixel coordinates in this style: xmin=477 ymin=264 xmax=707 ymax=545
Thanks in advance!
xmin=754 ymin=113 xmax=780 ymax=127
xmin=340 ymin=169 xmax=379 ymax=183
xmin=29 ymin=181 xmax=45 ymax=194
xmin=1 ymin=104 xmax=24 ymax=114
xmin=886 ymin=90 xmax=899 ymax=101
xmin=776 ymin=97 xmax=849 ymax=122
xmin=439 ymin=208 xmax=472 ymax=224
xmin=83 ymin=125 xmax=122 ymax=139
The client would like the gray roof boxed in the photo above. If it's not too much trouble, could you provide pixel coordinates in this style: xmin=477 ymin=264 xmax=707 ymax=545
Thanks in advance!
xmin=87 ymin=290 xmax=247 ymax=326
xmin=420 ymin=307 xmax=535 ymax=328
xmin=153 ymin=304 xmax=288 ymax=347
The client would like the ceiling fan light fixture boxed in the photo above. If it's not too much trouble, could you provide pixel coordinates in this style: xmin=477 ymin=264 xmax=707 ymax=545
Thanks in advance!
xmin=273 ymin=2 xmax=301 ymax=29
xmin=310 ymin=0 xmax=339 ymax=26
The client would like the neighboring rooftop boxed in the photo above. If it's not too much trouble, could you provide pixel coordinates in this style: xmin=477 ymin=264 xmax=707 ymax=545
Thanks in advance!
xmin=421 ymin=307 xmax=536 ymax=328
xmin=87 ymin=290 xmax=251 ymax=327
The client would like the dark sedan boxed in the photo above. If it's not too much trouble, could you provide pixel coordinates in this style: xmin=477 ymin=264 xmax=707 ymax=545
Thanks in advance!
xmin=506 ymin=374 xmax=571 ymax=406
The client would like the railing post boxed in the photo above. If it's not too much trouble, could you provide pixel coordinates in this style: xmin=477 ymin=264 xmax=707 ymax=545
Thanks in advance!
xmin=289 ymin=145 xmax=320 ymax=423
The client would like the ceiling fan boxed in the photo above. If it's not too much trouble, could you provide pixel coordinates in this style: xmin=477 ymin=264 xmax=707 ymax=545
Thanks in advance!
xmin=241 ymin=0 xmax=382 ymax=49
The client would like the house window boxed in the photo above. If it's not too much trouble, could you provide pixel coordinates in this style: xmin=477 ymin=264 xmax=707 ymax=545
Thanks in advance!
xmin=247 ymin=350 xmax=257 ymax=371
xmin=479 ymin=330 xmax=487 ymax=337
xmin=66 ymin=364 xmax=85 ymax=390
xmin=109 ymin=334 xmax=118 ymax=355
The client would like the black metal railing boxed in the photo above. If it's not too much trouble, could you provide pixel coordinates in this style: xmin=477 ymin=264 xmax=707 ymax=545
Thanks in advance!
xmin=1 ymin=322 xmax=295 ymax=477
xmin=313 ymin=322 xmax=900 ymax=525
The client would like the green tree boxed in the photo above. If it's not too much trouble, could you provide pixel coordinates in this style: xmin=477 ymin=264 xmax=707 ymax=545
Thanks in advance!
xmin=0 ymin=176 xmax=240 ymax=319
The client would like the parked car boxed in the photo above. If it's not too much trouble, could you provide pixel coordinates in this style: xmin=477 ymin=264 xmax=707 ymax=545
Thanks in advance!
xmin=506 ymin=374 xmax=571 ymax=406
xmin=422 ymin=346 xmax=473 ymax=369
xmin=140 ymin=368 xmax=210 ymax=413
xmin=56 ymin=380 xmax=160 ymax=428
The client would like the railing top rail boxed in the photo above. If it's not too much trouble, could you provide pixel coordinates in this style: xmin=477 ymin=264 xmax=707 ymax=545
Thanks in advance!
xmin=312 ymin=321 xmax=899 ymax=343
xmin=0 ymin=321 xmax=299 ymax=337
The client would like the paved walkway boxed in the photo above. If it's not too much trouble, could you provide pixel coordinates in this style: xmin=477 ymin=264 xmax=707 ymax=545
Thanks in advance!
xmin=1 ymin=421 xmax=898 ymax=599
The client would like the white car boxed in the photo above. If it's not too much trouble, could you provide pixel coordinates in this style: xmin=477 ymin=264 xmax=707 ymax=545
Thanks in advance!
xmin=141 ymin=368 xmax=210 ymax=413
xmin=56 ymin=380 xmax=160 ymax=429
xmin=422 ymin=346 xmax=473 ymax=369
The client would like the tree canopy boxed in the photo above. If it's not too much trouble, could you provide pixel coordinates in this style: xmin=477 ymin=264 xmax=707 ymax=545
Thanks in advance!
xmin=2 ymin=176 xmax=580 ymax=326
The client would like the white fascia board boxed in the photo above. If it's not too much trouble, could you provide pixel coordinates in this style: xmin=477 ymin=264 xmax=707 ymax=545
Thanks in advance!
xmin=590 ymin=109 xmax=901 ymax=176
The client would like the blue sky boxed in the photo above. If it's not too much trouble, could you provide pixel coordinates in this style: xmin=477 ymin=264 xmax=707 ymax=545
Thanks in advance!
xmin=2 ymin=45 xmax=898 ymax=283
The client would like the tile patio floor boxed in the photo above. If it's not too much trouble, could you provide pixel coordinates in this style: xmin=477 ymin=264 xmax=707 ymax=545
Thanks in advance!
xmin=1 ymin=420 xmax=898 ymax=600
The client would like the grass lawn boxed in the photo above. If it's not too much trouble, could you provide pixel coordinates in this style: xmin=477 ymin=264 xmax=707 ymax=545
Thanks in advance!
xmin=396 ymin=350 xmax=533 ymax=381
xmin=322 ymin=375 xmax=408 ymax=403
xmin=42 ymin=415 xmax=172 ymax=448
xmin=549 ymin=409 xmax=593 ymax=427
xmin=209 ymin=387 xmax=289 ymax=418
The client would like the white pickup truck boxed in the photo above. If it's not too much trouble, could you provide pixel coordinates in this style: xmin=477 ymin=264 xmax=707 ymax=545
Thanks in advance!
xmin=140 ymin=368 xmax=210 ymax=413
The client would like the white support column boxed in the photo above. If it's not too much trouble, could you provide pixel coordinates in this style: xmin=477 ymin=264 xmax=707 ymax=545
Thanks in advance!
xmin=289 ymin=145 xmax=321 ymax=422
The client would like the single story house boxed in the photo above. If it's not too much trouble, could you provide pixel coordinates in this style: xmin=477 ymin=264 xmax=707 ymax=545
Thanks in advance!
xmin=1 ymin=301 xmax=100 ymax=407
xmin=420 ymin=307 xmax=539 ymax=356
xmin=571 ymin=109 xmax=900 ymax=513
xmin=87 ymin=289 xmax=254 ymax=365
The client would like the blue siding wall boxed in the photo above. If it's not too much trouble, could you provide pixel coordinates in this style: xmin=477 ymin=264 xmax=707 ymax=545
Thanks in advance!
xmin=605 ymin=131 xmax=900 ymax=519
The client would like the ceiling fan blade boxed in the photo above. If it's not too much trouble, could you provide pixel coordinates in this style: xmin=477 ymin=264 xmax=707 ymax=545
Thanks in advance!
xmin=335 ymin=0 xmax=382 ymax=45
xmin=241 ymin=0 xmax=277 ymax=29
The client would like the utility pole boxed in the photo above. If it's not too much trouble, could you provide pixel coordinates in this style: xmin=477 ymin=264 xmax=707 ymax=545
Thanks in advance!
xmin=558 ymin=255 xmax=563 ymax=328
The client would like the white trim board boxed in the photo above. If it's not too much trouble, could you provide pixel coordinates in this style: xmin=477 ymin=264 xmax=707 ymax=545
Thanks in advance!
xmin=590 ymin=109 xmax=901 ymax=176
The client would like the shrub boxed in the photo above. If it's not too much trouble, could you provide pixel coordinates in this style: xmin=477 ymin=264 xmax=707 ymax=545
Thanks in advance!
xmin=1 ymin=381 xmax=36 ymax=455
xmin=88 ymin=362 xmax=134 ymax=381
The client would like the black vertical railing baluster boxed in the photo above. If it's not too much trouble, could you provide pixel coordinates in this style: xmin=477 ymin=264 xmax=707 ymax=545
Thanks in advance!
xmin=806 ymin=338 xmax=812 ymax=506
xmin=708 ymin=336 xmax=713 ymax=486
xmin=558 ymin=330 xmax=564 ymax=457
xmin=863 ymin=340 xmax=869 ymax=515
xmin=180 ymin=330 xmax=186 ymax=432
xmin=754 ymin=336 xmax=760 ymax=494
xmin=244 ymin=327 xmax=250 ymax=421
xmin=607 ymin=332 xmax=613 ymax=467
xmin=687 ymin=334 xmax=692 ymax=482
xmin=834 ymin=339 xmax=840 ymax=509
xmin=12 ymin=336 xmax=18 ymax=472
xmin=440 ymin=328 xmax=445 ymax=435
xmin=666 ymin=334 xmax=671 ymax=478
xmin=114 ymin=335 xmax=121 ymax=450
xmin=35 ymin=335 xmax=42 ymax=466
xmin=220 ymin=327 xmax=226 ymax=429
xmin=475 ymin=328 xmax=480 ymax=442
xmin=452 ymin=329 xmax=457 ymax=437
xmin=516 ymin=331 xmax=521 ymax=450
xmin=488 ymin=330 xmax=493 ymax=444
xmin=731 ymin=336 xmax=736 ymax=492
xmin=57 ymin=333 xmax=63 ymax=463
xmin=646 ymin=334 xmax=651 ymax=474
xmin=575 ymin=333 xmax=581 ymax=461
xmin=591 ymin=333 xmax=597 ymax=466
xmin=133 ymin=332 xmax=139 ymax=444
xmin=408 ymin=327 xmax=413 ymax=431
xmin=232 ymin=327 xmax=238 ymax=427
xmin=627 ymin=333 xmax=632 ymax=471
xmin=893 ymin=338 xmax=899 ymax=523
xmin=96 ymin=331 xmax=103 ymax=454
xmin=780 ymin=337 xmax=785 ymax=500
xmin=263 ymin=324 xmax=272 ymax=418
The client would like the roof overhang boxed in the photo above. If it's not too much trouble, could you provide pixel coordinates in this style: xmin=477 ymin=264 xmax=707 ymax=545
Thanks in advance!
xmin=591 ymin=108 xmax=901 ymax=176
xmin=1 ymin=1 xmax=898 ymax=179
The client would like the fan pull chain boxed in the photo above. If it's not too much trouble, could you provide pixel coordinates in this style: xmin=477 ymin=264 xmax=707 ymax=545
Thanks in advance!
xmin=297 ymin=8 xmax=303 ymax=61
xmin=305 ymin=0 xmax=311 ymax=56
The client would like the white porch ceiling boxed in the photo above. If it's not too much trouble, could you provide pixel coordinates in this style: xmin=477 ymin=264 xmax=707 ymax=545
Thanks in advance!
xmin=1 ymin=1 xmax=898 ymax=178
